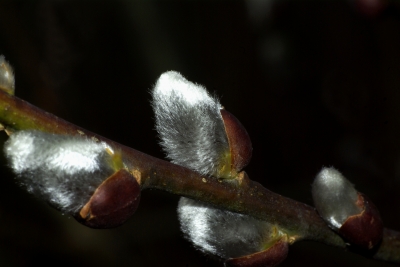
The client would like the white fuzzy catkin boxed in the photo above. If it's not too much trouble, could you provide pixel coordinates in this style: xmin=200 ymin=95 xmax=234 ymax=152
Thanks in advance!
xmin=152 ymin=71 xmax=272 ymax=259
xmin=178 ymin=197 xmax=274 ymax=259
xmin=151 ymin=71 xmax=229 ymax=176
xmin=312 ymin=167 xmax=363 ymax=229
xmin=0 ymin=55 xmax=15 ymax=94
xmin=4 ymin=130 xmax=115 ymax=213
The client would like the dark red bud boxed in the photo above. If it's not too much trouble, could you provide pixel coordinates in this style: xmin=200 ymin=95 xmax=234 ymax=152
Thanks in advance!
xmin=75 ymin=169 xmax=141 ymax=229
xmin=220 ymin=109 xmax=252 ymax=173
xmin=225 ymin=239 xmax=289 ymax=267
xmin=354 ymin=0 xmax=387 ymax=18
xmin=339 ymin=193 xmax=383 ymax=249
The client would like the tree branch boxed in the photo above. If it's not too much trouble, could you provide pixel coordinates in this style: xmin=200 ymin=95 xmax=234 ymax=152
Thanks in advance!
xmin=0 ymin=89 xmax=398 ymax=264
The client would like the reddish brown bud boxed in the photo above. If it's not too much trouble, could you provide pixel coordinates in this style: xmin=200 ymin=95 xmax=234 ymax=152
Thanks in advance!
xmin=354 ymin=0 xmax=387 ymax=18
xmin=220 ymin=109 xmax=252 ymax=174
xmin=75 ymin=169 xmax=141 ymax=229
xmin=338 ymin=193 xmax=383 ymax=249
xmin=225 ymin=239 xmax=288 ymax=267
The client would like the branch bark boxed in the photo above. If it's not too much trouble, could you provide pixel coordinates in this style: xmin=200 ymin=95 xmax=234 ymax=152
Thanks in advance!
xmin=0 ymin=89 xmax=398 ymax=264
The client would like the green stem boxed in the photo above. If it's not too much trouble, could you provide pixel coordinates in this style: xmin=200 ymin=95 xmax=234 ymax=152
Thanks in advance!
xmin=0 ymin=90 xmax=398 ymax=264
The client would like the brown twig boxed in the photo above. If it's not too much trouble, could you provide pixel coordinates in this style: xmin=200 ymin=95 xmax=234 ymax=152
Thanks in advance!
xmin=0 ymin=89 xmax=398 ymax=264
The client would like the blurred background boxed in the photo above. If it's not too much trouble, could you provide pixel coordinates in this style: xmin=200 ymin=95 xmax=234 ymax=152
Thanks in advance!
xmin=0 ymin=0 xmax=399 ymax=266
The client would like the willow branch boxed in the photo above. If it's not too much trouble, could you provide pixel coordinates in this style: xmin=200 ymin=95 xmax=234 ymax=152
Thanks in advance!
xmin=0 ymin=90 xmax=398 ymax=264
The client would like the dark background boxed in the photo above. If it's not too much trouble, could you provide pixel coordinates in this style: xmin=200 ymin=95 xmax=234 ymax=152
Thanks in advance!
xmin=0 ymin=1 xmax=399 ymax=266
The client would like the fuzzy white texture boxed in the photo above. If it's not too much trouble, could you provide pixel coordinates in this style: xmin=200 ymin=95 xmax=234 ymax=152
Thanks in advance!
xmin=312 ymin=167 xmax=363 ymax=229
xmin=0 ymin=55 xmax=15 ymax=94
xmin=152 ymin=71 xmax=272 ymax=259
xmin=178 ymin=197 xmax=274 ymax=259
xmin=4 ymin=130 xmax=115 ymax=213
xmin=151 ymin=71 xmax=229 ymax=176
